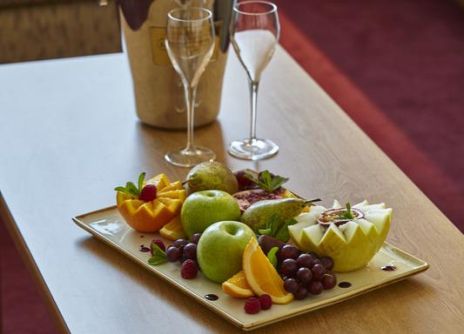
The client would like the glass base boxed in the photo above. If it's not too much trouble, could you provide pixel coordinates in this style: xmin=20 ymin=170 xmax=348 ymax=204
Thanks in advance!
xmin=228 ymin=138 xmax=279 ymax=161
xmin=164 ymin=146 xmax=216 ymax=168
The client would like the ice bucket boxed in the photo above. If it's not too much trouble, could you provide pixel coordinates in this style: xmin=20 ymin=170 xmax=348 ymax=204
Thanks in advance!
xmin=120 ymin=0 xmax=228 ymax=129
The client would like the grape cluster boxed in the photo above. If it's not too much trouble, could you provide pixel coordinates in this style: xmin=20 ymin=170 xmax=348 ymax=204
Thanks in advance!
xmin=165 ymin=233 xmax=202 ymax=279
xmin=277 ymin=244 xmax=336 ymax=299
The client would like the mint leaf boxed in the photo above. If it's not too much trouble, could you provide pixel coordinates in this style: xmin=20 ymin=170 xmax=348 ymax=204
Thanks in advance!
xmin=267 ymin=247 xmax=279 ymax=268
xmin=148 ymin=243 xmax=167 ymax=266
xmin=268 ymin=215 xmax=280 ymax=235
xmin=275 ymin=218 xmax=297 ymax=242
xmin=342 ymin=202 xmax=354 ymax=219
xmin=115 ymin=172 xmax=147 ymax=197
xmin=137 ymin=172 xmax=146 ymax=193
xmin=148 ymin=256 xmax=167 ymax=266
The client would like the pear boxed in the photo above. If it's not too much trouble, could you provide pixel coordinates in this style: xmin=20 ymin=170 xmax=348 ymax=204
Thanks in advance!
xmin=241 ymin=198 xmax=308 ymax=232
xmin=185 ymin=161 xmax=238 ymax=195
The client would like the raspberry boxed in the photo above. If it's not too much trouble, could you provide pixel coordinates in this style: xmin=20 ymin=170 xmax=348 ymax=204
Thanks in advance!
xmin=181 ymin=259 xmax=198 ymax=279
xmin=139 ymin=184 xmax=157 ymax=201
xmin=151 ymin=239 xmax=165 ymax=252
xmin=259 ymin=294 xmax=272 ymax=310
xmin=244 ymin=297 xmax=261 ymax=314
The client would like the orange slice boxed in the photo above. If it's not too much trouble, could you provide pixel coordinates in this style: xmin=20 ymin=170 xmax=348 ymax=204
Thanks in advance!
xmin=146 ymin=174 xmax=170 ymax=191
xmin=159 ymin=216 xmax=186 ymax=241
xmin=242 ymin=238 xmax=293 ymax=304
xmin=159 ymin=181 xmax=183 ymax=192
xmin=222 ymin=271 xmax=254 ymax=298
xmin=158 ymin=198 xmax=182 ymax=214
xmin=158 ymin=189 xmax=187 ymax=202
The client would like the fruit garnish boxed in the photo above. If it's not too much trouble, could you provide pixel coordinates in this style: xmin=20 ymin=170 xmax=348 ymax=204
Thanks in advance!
xmin=148 ymin=243 xmax=167 ymax=266
xmin=288 ymin=200 xmax=392 ymax=272
xmin=222 ymin=271 xmax=254 ymax=298
xmin=242 ymin=238 xmax=293 ymax=304
xmin=115 ymin=173 xmax=186 ymax=233
xmin=244 ymin=170 xmax=289 ymax=193
xmin=114 ymin=172 xmax=146 ymax=198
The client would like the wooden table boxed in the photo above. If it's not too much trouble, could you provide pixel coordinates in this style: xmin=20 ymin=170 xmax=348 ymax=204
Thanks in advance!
xmin=1 ymin=47 xmax=463 ymax=333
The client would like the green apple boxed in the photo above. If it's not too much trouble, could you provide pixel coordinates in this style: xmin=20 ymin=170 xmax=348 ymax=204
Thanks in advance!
xmin=197 ymin=221 xmax=255 ymax=283
xmin=181 ymin=190 xmax=241 ymax=238
xmin=289 ymin=200 xmax=392 ymax=272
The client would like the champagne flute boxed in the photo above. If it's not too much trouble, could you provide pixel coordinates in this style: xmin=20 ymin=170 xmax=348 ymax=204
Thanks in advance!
xmin=228 ymin=0 xmax=280 ymax=160
xmin=164 ymin=7 xmax=216 ymax=167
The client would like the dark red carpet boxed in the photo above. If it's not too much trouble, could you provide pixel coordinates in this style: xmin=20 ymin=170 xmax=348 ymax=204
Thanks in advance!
xmin=2 ymin=1 xmax=464 ymax=333
xmin=0 ymin=221 xmax=59 ymax=333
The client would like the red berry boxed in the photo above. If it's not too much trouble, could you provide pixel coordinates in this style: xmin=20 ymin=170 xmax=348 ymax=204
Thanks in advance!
xmin=244 ymin=297 xmax=261 ymax=314
xmin=139 ymin=184 xmax=157 ymax=201
xmin=259 ymin=294 xmax=272 ymax=310
xmin=181 ymin=259 xmax=198 ymax=279
xmin=151 ymin=239 xmax=165 ymax=252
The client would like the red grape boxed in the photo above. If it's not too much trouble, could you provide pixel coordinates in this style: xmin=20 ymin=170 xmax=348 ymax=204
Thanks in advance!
xmin=296 ymin=267 xmax=313 ymax=284
xmin=296 ymin=253 xmax=316 ymax=268
xmin=279 ymin=244 xmax=300 ymax=260
xmin=173 ymin=238 xmax=189 ymax=249
xmin=308 ymin=281 xmax=323 ymax=295
xmin=182 ymin=243 xmax=197 ymax=260
xmin=258 ymin=235 xmax=284 ymax=254
xmin=311 ymin=264 xmax=326 ymax=281
xmin=166 ymin=246 xmax=181 ymax=262
xmin=283 ymin=278 xmax=299 ymax=294
xmin=321 ymin=274 xmax=337 ymax=289
xmin=280 ymin=259 xmax=298 ymax=277
xmin=294 ymin=286 xmax=309 ymax=300
xmin=320 ymin=256 xmax=334 ymax=271
xmin=190 ymin=233 xmax=202 ymax=244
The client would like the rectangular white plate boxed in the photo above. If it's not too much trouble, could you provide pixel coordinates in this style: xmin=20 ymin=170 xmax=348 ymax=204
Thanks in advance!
xmin=73 ymin=206 xmax=429 ymax=331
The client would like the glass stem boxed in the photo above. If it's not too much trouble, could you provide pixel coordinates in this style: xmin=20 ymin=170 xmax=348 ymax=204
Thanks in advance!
xmin=248 ymin=80 xmax=259 ymax=144
xmin=183 ymin=83 xmax=197 ymax=153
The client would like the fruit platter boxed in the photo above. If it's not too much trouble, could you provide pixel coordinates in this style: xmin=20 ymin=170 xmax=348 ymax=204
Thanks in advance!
xmin=73 ymin=162 xmax=429 ymax=331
